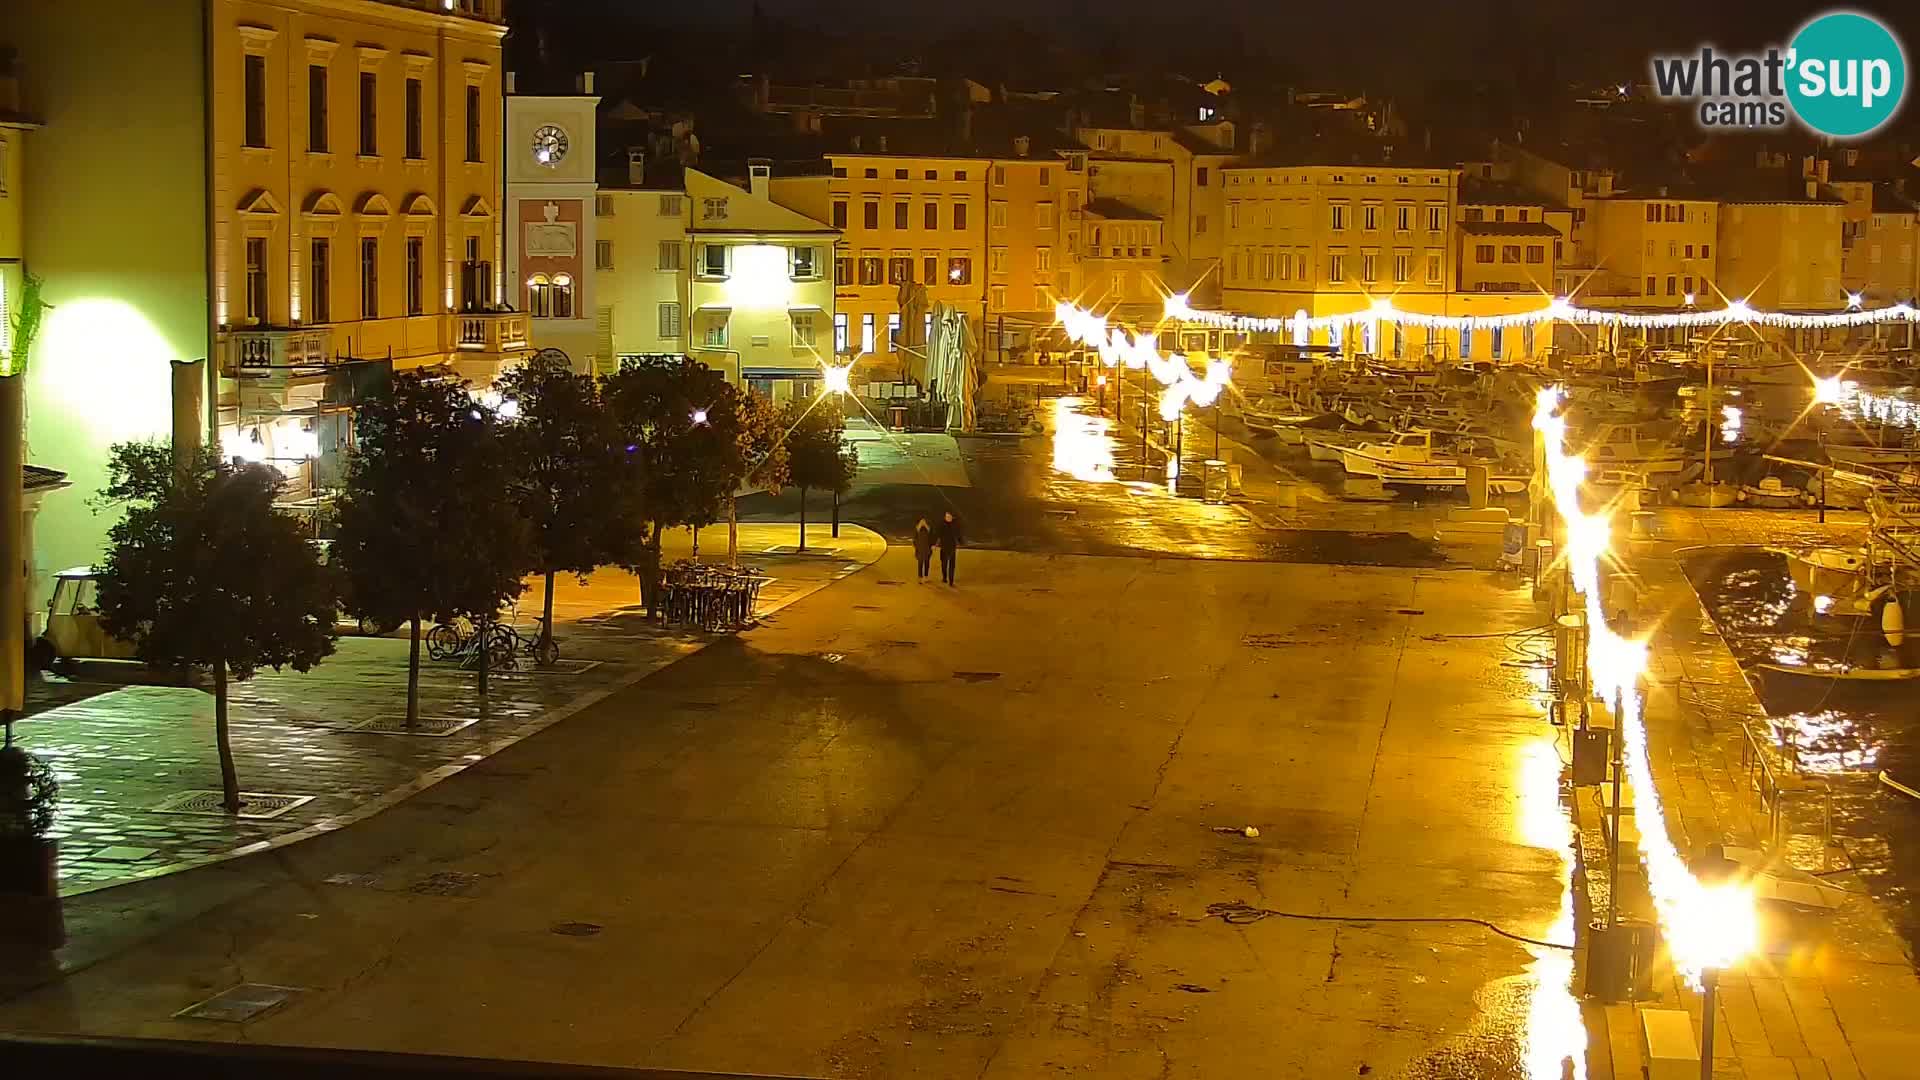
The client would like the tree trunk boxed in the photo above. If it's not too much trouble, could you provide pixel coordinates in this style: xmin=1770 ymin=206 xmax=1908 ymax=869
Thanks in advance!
xmin=799 ymin=487 xmax=808 ymax=551
xmin=406 ymin=615 xmax=421 ymax=726
xmin=213 ymin=657 xmax=240 ymax=813
xmin=476 ymin=612 xmax=490 ymax=699
xmin=540 ymin=569 xmax=557 ymax=651
xmin=642 ymin=525 xmax=665 ymax=619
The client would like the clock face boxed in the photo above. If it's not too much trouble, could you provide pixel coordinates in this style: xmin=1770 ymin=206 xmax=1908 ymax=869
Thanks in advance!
xmin=531 ymin=124 xmax=569 ymax=167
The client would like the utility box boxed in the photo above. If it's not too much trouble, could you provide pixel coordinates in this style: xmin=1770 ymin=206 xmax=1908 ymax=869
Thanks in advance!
xmin=1586 ymin=919 xmax=1659 ymax=1003
xmin=1640 ymin=1007 xmax=1700 ymax=1079
xmin=1572 ymin=726 xmax=1609 ymax=785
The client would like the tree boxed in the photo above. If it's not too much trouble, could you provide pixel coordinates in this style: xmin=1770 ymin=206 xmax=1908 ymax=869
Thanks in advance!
xmin=494 ymin=352 xmax=625 ymax=656
xmin=94 ymin=443 xmax=337 ymax=811
xmin=334 ymin=373 xmax=531 ymax=721
xmin=784 ymin=396 xmax=858 ymax=551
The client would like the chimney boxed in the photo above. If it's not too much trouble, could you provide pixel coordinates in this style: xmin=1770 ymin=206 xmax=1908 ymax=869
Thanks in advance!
xmin=1013 ymin=135 xmax=1031 ymax=158
xmin=627 ymin=148 xmax=646 ymax=186
xmin=748 ymin=160 xmax=771 ymax=200
xmin=579 ymin=71 xmax=595 ymax=95
xmin=505 ymin=70 xmax=517 ymax=95
xmin=1817 ymin=158 xmax=1830 ymax=184
xmin=1806 ymin=178 xmax=1818 ymax=199
xmin=877 ymin=134 xmax=888 ymax=153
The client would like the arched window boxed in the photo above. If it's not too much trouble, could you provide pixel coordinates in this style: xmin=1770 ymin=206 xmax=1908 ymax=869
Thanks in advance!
xmin=527 ymin=274 xmax=552 ymax=318
xmin=551 ymin=274 xmax=575 ymax=319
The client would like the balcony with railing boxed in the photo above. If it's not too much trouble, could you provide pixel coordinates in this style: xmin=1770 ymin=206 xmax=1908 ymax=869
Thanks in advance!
xmin=226 ymin=326 xmax=335 ymax=386
xmin=456 ymin=311 xmax=529 ymax=354
xmin=377 ymin=0 xmax=503 ymax=23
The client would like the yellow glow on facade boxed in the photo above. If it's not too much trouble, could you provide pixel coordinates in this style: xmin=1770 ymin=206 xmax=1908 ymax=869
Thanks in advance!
xmin=723 ymin=244 xmax=796 ymax=310
xmin=36 ymin=298 xmax=177 ymax=440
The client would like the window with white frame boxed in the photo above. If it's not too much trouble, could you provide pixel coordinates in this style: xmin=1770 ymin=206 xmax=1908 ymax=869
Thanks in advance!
xmin=701 ymin=197 xmax=728 ymax=221
xmin=1330 ymin=202 xmax=1347 ymax=230
xmin=790 ymin=245 xmax=818 ymax=279
xmin=990 ymin=247 xmax=1008 ymax=274
xmin=860 ymin=313 xmax=875 ymax=353
xmin=1037 ymin=202 xmax=1054 ymax=229
xmin=991 ymin=201 xmax=1007 ymax=228
xmin=1362 ymin=204 xmax=1378 ymax=231
xmin=1426 ymin=204 xmax=1445 ymax=232
xmin=887 ymin=313 xmax=901 ymax=349
xmin=658 ymin=301 xmax=681 ymax=339
xmin=792 ymin=311 xmax=816 ymax=347
xmin=658 ymin=241 xmax=682 ymax=271
xmin=990 ymin=285 xmax=1007 ymax=310
xmin=1036 ymin=247 xmax=1052 ymax=270
xmin=833 ymin=312 xmax=849 ymax=353
xmin=700 ymin=244 xmax=727 ymax=278
xmin=1396 ymin=204 xmax=1411 ymax=232
xmin=1329 ymin=252 xmax=1345 ymax=282
xmin=1393 ymin=252 xmax=1410 ymax=283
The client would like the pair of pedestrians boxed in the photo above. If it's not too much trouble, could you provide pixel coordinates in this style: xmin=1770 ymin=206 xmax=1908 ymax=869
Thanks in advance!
xmin=913 ymin=512 xmax=962 ymax=585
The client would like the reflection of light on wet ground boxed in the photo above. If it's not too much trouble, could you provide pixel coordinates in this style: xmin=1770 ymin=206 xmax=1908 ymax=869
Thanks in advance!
xmin=1516 ymin=737 xmax=1587 ymax=1080
xmin=1772 ymin=709 xmax=1884 ymax=773
xmin=1050 ymin=396 xmax=1117 ymax=483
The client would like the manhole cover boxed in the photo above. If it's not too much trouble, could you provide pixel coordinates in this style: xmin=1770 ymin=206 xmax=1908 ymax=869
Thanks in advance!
xmin=349 ymin=715 xmax=478 ymax=737
xmin=1241 ymin=634 xmax=1300 ymax=649
xmin=176 ymin=983 xmax=302 ymax=1023
xmin=551 ymin=921 xmax=603 ymax=937
xmin=151 ymin=791 xmax=314 ymax=819
xmin=953 ymin=671 xmax=1002 ymax=683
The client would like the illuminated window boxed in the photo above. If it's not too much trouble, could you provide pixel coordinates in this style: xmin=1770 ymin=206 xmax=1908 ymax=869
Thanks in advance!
xmin=245 ymin=237 xmax=268 ymax=322
xmin=859 ymin=256 xmax=883 ymax=285
xmin=948 ymin=256 xmax=972 ymax=284
xmin=791 ymin=246 xmax=818 ymax=280
xmin=244 ymin=54 xmax=268 ymax=148
xmin=887 ymin=313 xmax=901 ymax=349
xmin=793 ymin=311 xmax=817 ymax=347
xmin=701 ymin=244 xmax=727 ymax=278
xmin=360 ymin=237 xmax=379 ymax=318
xmin=527 ymin=274 xmax=552 ymax=317
xmin=658 ymin=302 xmax=681 ymax=339
xmin=888 ymin=256 xmax=912 ymax=284
xmin=860 ymin=313 xmax=875 ymax=353
xmin=309 ymin=239 xmax=331 ymax=322
xmin=833 ymin=313 xmax=848 ymax=352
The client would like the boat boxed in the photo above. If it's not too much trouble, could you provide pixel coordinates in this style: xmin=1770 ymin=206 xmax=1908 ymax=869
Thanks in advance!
xmin=1576 ymin=421 xmax=1689 ymax=474
xmin=1336 ymin=429 xmax=1528 ymax=492
xmin=1305 ymin=429 xmax=1382 ymax=462
xmin=1672 ymin=482 xmax=1739 ymax=507
xmin=1824 ymin=439 xmax=1920 ymax=468
xmin=1740 ymin=476 xmax=1810 ymax=509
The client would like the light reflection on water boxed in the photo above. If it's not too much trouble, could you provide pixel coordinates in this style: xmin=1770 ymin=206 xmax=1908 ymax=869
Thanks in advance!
xmin=1770 ymin=709 xmax=1884 ymax=774
xmin=1049 ymin=396 xmax=1117 ymax=483
xmin=1516 ymin=737 xmax=1587 ymax=1080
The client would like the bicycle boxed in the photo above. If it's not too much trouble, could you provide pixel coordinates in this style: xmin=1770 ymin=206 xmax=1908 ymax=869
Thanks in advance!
xmin=425 ymin=616 xmax=474 ymax=661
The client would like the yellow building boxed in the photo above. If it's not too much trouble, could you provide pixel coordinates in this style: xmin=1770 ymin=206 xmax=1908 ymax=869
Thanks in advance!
xmin=596 ymin=171 xmax=693 ymax=362
xmin=1716 ymin=175 xmax=1845 ymax=319
xmin=683 ymin=165 xmax=838 ymax=400
xmin=1832 ymin=169 xmax=1918 ymax=312
xmin=1454 ymin=178 xmax=1562 ymax=363
xmin=987 ymin=141 xmax=1088 ymax=357
xmin=14 ymin=0 xmax=511 ymax=589
xmin=826 ymin=149 xmax=988 ymax=379
xmin=1579 ymin=191 xmax=1719 ymax=348
xmin=1072 ymin=122 xmax=1232 ymax=317
xmin=1220 ymin=156 xmax=1463 ymax=359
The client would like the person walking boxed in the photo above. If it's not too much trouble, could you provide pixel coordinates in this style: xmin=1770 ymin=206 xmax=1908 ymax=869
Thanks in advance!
xmin=937 ymin=510 xmax=962 ymax=586
xmin=912 ymin=518 xmax=934 ymax=582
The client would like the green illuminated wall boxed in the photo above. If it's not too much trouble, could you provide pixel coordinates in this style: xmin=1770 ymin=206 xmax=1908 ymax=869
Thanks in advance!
xmin=15 ymin=3 xmax=208 ymax=605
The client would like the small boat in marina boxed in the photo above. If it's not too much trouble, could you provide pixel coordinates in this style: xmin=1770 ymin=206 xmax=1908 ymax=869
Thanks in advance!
xmin=1576 ymin=421 xmax=1689 ymax=474
xmin=1739 ymin=476 xmax=1811 ymax=509
xmin=1336 ymin=429 xmax=1528 ymax=493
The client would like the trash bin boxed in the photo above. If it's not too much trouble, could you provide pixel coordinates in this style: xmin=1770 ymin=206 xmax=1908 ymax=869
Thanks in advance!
xmin=1202 ymin=459 xmax=1227 ymax=504
xmin=1585 ymin=918 xmax=1659 ymax=1002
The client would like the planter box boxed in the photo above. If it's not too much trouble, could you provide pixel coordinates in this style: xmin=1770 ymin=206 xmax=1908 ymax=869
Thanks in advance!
xmin=0 ymin=839 xmax=66 ymax=948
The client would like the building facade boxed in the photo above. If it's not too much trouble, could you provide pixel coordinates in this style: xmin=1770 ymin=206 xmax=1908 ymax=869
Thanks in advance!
xmin=13 ymin=0 xmax=511 ymax=597
xmin=505 ymin=76 xmax=599 ymax=371
xmin=597 ymin=181 xmax=692 ymax=364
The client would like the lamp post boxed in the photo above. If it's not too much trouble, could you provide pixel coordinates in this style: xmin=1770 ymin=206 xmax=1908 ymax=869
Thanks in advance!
xmin=1700 ymin=967 xmax=1721 ymax=1080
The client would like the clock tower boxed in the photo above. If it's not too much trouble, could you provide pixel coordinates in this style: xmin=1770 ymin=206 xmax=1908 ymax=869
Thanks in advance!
xmin=505 ymin=72 xmax=600 ymax=372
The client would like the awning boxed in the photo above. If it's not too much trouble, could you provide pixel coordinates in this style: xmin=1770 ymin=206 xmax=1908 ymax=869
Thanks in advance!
xmin=742 ymin=367 xmax=822 ymax=379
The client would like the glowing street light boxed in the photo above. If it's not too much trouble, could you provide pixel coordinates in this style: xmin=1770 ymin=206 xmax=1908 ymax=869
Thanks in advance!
xmin=820 ymin=360 xmax=853 ymax=396
xmin=690 ymin=408 xmax=709 ymax=426
xmin=1847 ymin=291 xmax=1865 ymax=310
xmin=1812 ymin=375 xmax=1848 ymax=405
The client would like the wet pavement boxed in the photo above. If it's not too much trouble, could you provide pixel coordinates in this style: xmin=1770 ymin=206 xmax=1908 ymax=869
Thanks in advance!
xmin=0 ymin=545 xmax=1587 ymax=1080
xmin=740 ymin=394 xmax=1460 ymax=568
xmin=7 ymin=524 xmax=883 ymax=895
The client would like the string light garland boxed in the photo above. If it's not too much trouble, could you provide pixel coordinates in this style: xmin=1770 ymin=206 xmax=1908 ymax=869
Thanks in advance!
xmin=1161 ymin=293 xmax=1919 ymax=335
xmin=1054 ymin=302 xmax=1232 ymax=418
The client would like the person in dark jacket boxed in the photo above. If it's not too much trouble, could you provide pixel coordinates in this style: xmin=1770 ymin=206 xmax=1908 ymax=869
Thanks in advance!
xmin=937 ymin=511 xmax=962 ymax=585
xmin=912 ymin=518 xmax=933 ymax=581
